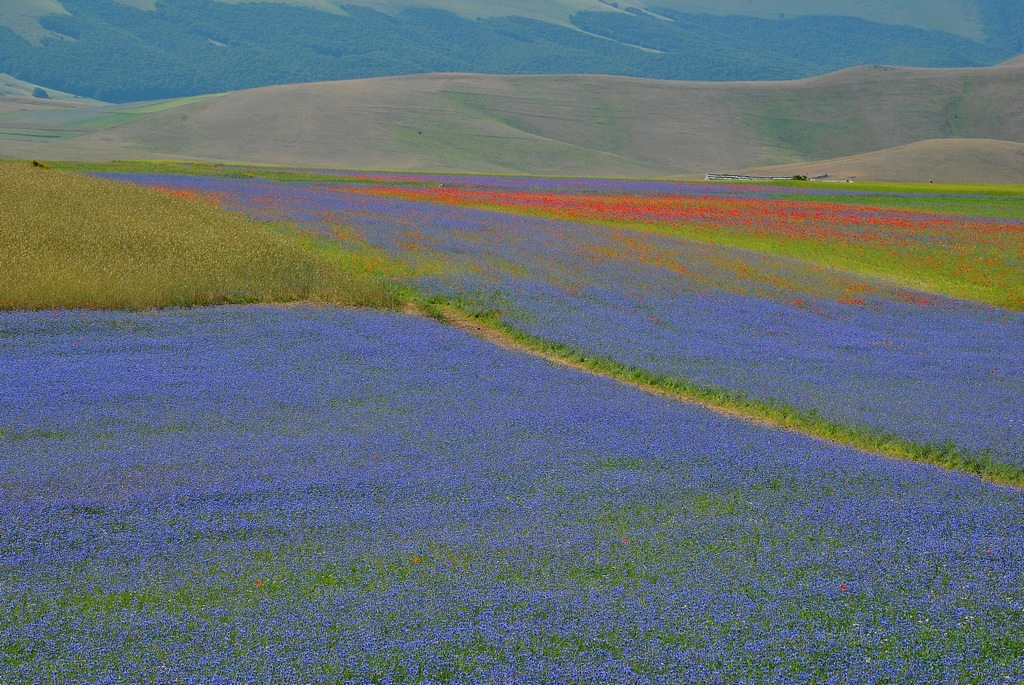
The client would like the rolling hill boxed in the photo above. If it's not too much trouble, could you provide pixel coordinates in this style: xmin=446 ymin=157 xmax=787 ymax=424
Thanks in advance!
xmin=1 ymin=0 xmax=1022 ymax=102
xmin=3 ymin=59 xmax=1024 ymax=182
xmin=0 ymin=72 xmax=105 ymax=114
xmin=749 ymin=139 xmax=1024 ymax=184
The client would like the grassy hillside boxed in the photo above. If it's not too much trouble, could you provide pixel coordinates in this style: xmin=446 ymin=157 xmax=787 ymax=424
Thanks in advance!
xmin=3 ymin=61 xmax=1024 ymax=181
xmin=0 ymin=162 xmax=398 ymax=310
xmin=733 ymin=65 xmax=1024 ymax=162
xmin=0 ymin=0 xmax=1019 ymax=102
xmin=0 ymin=0 xmax=68 ymax=45
xmin=0 ymin=72 xmax=99 ymax=101
xmin=0 ymin=73 xmax=106 ymax=116
xmin=748 ymin=138 xmax=1024 ymax=184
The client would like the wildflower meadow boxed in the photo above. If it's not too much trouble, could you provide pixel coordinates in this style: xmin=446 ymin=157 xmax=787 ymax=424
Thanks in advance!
xmin=2 ymin=165 xmax=1022 ymax=682
xmin=2 ymin=306 xmax=1022 ymax=683
xmin=101 ymin=172 xmax=1024 ymax=470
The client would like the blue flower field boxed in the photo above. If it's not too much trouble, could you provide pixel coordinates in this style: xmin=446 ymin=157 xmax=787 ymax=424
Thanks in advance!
xmin=1 ymin=306 xmax=1023 ymax=682
xmin=100 ymin=174 xmax=1024 ymax=465
xmin=4 ymin=168 xmax=1024 ymax=682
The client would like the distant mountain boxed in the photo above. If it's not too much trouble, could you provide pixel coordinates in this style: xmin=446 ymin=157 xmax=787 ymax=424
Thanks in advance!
xmin=3 ymin=59 xmax=1024 ymax=183
xmin=1 ymin=0 xmax=1022 ymax=102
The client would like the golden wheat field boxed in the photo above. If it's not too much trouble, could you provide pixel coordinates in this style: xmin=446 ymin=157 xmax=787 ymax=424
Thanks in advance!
xmin=0 ymin=162 xmax=396 ymax=310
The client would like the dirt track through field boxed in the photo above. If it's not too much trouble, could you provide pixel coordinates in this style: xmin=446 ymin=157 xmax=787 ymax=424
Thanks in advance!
xmin=403 ymin=302 xmax=1021 ymax=490
xmin=406 ymin=302 xmax=809 ymax=432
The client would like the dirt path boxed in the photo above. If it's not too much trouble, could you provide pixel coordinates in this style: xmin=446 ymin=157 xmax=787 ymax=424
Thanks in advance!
xmin=407 ymin=302 xmax=780 ymax=431
xmin=402 ymin=302 xmax=1020 ymax=490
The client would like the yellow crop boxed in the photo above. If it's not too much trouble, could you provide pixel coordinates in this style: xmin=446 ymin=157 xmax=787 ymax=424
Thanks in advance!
xmin=0 ymin=163 xmax=397 ymax=310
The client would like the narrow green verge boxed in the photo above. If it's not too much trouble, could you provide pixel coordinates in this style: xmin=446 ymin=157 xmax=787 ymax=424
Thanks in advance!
xmin=45 ymin=160 xmax=436 ymax=186
xmin=417 ymin=297 xmax=1023 ymax=489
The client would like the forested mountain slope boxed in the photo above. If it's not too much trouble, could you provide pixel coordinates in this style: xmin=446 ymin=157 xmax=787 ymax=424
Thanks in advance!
xmin=1 ymin=0 xmax=1022 ymax=102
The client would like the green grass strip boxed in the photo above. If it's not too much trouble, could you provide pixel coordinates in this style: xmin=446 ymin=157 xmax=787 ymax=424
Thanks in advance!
xmin=415 ymin=297 xmax=1023 ymax=489
xmin=419 ymin=199 xmax=1024 ymax=312
xmin=752 ymin=179 xmax=1024 ymax=196
xmin=47 ymin=159 xmax=438 ymax=185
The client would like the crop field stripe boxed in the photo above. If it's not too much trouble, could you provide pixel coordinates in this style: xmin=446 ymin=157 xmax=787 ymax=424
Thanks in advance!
xmin=414 ymin=301 xmax=1024 ymax=490
xmin=362 ymin=185 xmax=1024 ymax=311
xmin=57 ymin=168 xmax=1024 ymax=475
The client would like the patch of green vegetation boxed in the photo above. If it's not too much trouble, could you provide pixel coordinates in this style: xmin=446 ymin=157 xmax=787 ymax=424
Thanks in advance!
xmin=47 ymin=159 xmax=438 ymax=186
xmin=0 ymin=127 xmax=75 ymax=140
xmin=769 ymin=180 xmax=1024 ymax=195
xmin=590 ymin=454 xmax=667 ymax=473
xmin=0 ymin=426 xmax=71 ymax=441
xmin=0 ymin=161 xmax=400 ymax=310
xmin=739 ymin=91 xmax=879 ymax=162
xmin=639 ymin=222 xmax=1022 ymax=310
xmin=744 ymin=179 xmax=1024 ymax=215
xmin=454 ymin=182 xmax=1024 ymax=311
xmin=73 ymin=112 xmax=143 ymax=128
xmin=389 ymin=115 xmax=649 ymax=177
xmin=440 ymin=86 xmax=627 ymax=156
xmin=782 ymin=191 xmax=1024 ymax=222
xmin=118 ymin=94 xmax=221 ymax=113
xmin=70 ymin=95 xmax=225 ymax=129
xmin=418 ymin=298 xmax=1024 ymax=489
xmin=273 ymin=221 xmax=413 ymax=286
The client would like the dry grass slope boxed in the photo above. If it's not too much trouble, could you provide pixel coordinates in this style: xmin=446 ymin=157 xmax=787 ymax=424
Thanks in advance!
xmin=3 ymin=60 xmax=1024 ymax=181
xmin=747 ymin=138 xmax=1024 ymax=184
xmin=0 ymin=163 xmax=397 ymax=310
